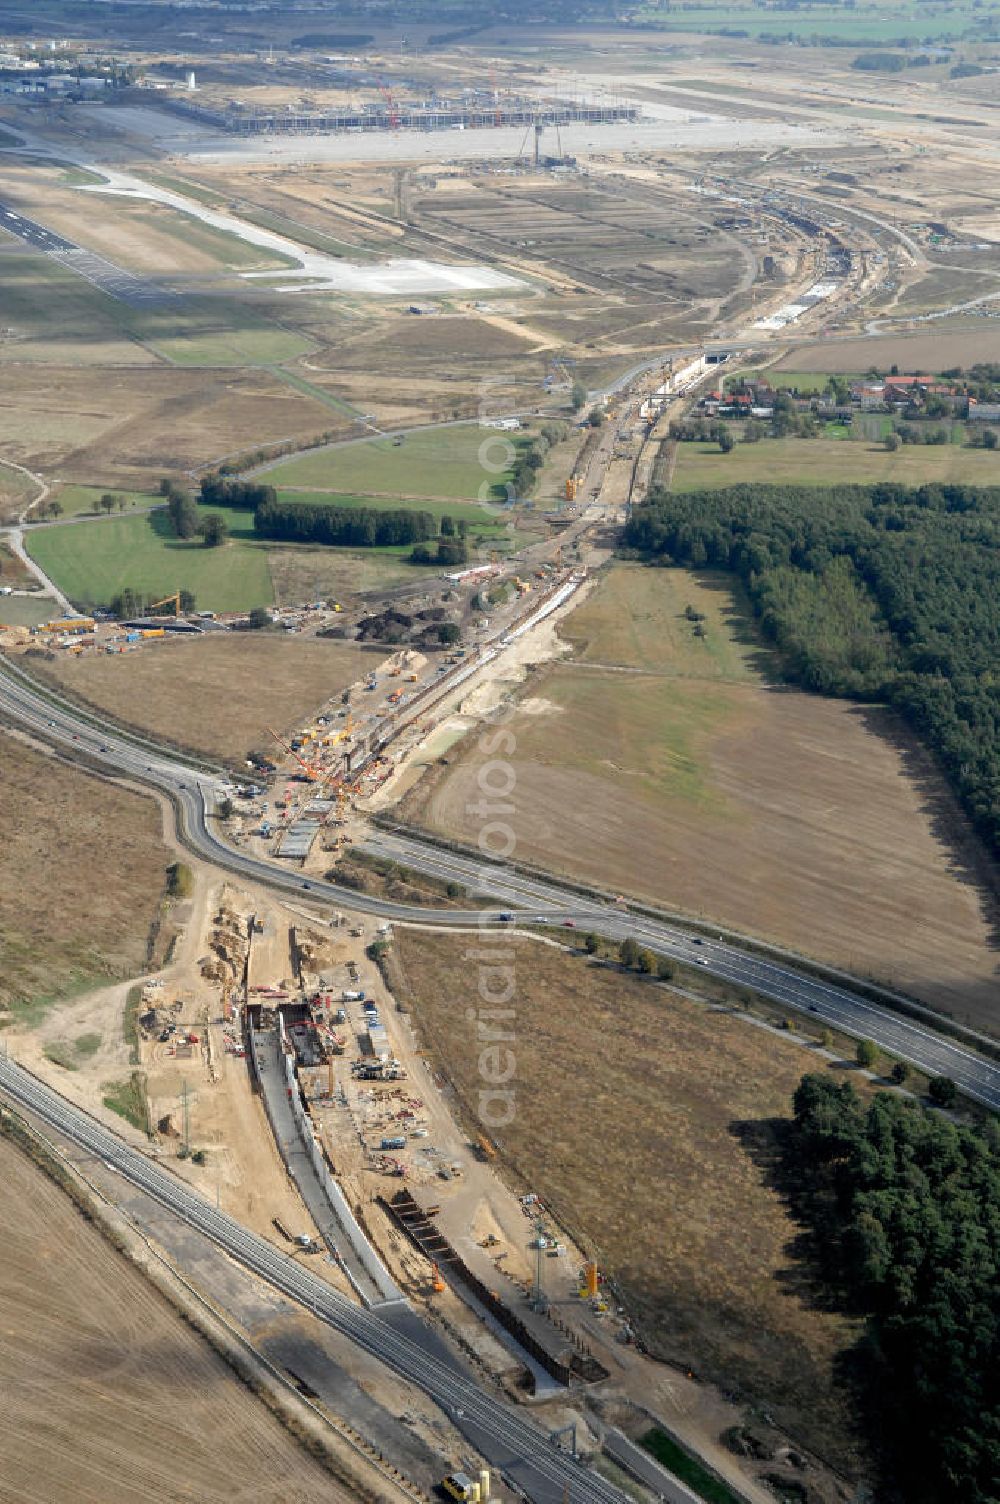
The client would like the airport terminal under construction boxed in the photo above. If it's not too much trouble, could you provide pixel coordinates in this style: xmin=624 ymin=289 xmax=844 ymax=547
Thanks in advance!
xmin=159 ymin=89 xmax=640 ymax=137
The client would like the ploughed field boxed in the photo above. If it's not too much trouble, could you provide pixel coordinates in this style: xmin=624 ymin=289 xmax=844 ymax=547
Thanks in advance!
xmin=0 ymin=736 xmax=169 ymax=1017
xmin=0 ymin=1133 xmax=338 ymax=1504
xmin=401 ymin=565 xmax=998 ymax=1029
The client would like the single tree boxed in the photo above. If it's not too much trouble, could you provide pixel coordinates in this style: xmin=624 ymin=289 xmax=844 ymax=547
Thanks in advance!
xmin=584 ymin=932 xmax=600 ymax=955
xmin=890 ymin=1060 xmax=910 ymax=1085
xmin=637 ymin=948 xmax=657 ymax=974
xmin=884 ymin=431 xmax=901 ymax=452
xmin=618 ymin=936 xmax=640 ymax=969
xmin=928 ymin=1075 xmax=957 ymax=1107
xmin=570 ymin=379 xmax=587 ymax=412
xmin=856 ymin=1038 xmax=880 ymax=1070
xmin=100 ymin=492 xmax=117 ymax=515
xmin=247 ymin=606 xmax=272 ymax=630
xmin=199 ymin=513 xmax=229 ymax=548
xmin=718 ymin=427 xmax=735 ymax=454
xmin=657 ymin=956 xmax=676 ymax=981
xmin=984 ymin=428 xmax=998 ymax=450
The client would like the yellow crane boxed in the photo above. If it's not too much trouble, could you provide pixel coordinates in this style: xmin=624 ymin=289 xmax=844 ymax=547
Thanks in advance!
xmin=149 ymin=592 xmax=182 ymax=618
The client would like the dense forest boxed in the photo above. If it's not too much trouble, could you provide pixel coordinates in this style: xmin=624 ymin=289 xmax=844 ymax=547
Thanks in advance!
xmin=623 ymin=482 xmax=1000 ymax=858
xmin=784 ymin=1074 xmax=1000 ymax=1502
xmin=254 ymin=497 xmax=437 ymax=548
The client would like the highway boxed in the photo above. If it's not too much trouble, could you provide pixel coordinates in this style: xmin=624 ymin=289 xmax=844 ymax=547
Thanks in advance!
xmin=0 ymin=1052 xmax=624 ymax=1504
xmin=2 ymin=656 xmax=999 ymax=1110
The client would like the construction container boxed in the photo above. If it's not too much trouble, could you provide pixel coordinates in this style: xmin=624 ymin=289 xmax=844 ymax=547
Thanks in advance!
xmin=380 ymin=1136 xmax=406 ymax=1151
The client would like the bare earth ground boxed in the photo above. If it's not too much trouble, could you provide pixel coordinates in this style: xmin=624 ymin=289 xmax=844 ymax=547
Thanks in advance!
xmin=395 ymin=929 xmax=867 ymax=1478
xmin=0 ymin=733 xmax=169 ymax=1013
xmin=0 ymin=366 xmax=344 ymax=488
xmin=0 ymin=1134 xmax=338 ymax=1504
xmin=32 ymin=634 xmax=380 ymax=762
xmin=774 ymin=324 xmax=1000 ymax=374
xmin=401 ymin=565 xmax=999 ymax=1029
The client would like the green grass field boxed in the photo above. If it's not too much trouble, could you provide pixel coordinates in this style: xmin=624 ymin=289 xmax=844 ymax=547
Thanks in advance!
xmin=0 ymin=256 xmax=312 ymax=367
xmin=26 ymin=508 xmax=273 ymax=613
xmin=264 ymin=424 xmax=529 ymax=502
xmin=739 ymin=370 xmax=863 ymax=393
xmin=560 ymin=563 xmax=762 ymax=681
xmin=670 ymin=435 xmax=1000 ymax=490
xmin=275 ymin=488 xmax=509 ymax=529
xmin=0 ymin=252 xmax=155 ymax=365
xmin=48 ymin=486 xmax=158 ymax=519
xmin=133 ymin=301 xmax=313 ymax=367
xmin=635 ymin=0 xmax=986 ymax=40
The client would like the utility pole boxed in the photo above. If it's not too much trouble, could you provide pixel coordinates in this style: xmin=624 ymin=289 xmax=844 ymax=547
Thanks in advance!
xmin=531 ymin=1214 xmax=549 ymax=1312
xmin=180 ymin=1079 xmax=192 ymax=1156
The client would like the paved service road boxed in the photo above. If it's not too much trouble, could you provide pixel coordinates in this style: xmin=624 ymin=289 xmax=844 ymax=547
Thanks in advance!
xmin=0 ymin=1054 xmax=628 ymax=1504
xmin=1 ymin=656 xmax=998 ymax=1110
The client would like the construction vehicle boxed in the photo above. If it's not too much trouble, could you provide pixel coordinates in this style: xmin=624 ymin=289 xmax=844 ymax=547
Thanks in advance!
xmin=36 ymin=617 xmax=95 ymax=635
xmin=267 ymin=726 xmax=323 ymax=782
xmin=441 ymin=1474 xmax=477 ymax=1503
xmin=475 ymin=1133 xmax=497 ymax=1161
xmin=148 ymin=592 xmax=182 ymax=618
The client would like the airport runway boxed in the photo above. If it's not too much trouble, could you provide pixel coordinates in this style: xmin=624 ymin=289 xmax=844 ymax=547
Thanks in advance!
xmin=0 ymin=199 xmax=176 ymax=308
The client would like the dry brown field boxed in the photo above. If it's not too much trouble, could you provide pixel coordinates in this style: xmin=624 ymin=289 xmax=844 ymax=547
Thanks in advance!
xmin=402 ymin=566 xmax=999 ymax=1029
xmin=34 ymin=634 xmax=380 ymax=762
xmin=0 ymin=465 xmax=39 ymax=523
xmin=0 ymin=158 xmax=291 ymax=276
xmin=0 ymin=1133 xmax=338 ymax=1504
xmin=0 ymin=366 xmax=342 ymax=487
xmin=395 ymin=929 xmax=867 ymax=1474
xmin=0 ymin=735 xmax=169 ymax=1015
xmin=775 ymin=323 xmax=1000 ymax=374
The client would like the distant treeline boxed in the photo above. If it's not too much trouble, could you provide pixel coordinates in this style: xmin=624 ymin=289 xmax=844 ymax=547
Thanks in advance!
xmin=785 ymin=1073 xmax=1000 ymax=1503
xmin=254 ymin=498 xmax=437 ymax=549
xmin=290 ymin=33 xmax=374 ymax=48
xmin=624 ymin=482 xmax=1000 ymax=858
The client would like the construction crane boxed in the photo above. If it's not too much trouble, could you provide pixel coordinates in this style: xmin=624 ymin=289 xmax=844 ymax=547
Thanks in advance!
xmin=267 ymin=726 xmax=322 ymax=782
xmin=488 ymin=63 xmax=502 ymax=127
xmin=148 ymin=592 xmax=182 ymax=618
xmin=378 ymin=81 xmax=400 ymax=130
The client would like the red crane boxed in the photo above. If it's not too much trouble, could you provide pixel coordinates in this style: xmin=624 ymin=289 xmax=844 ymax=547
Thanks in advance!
xmin=378 ymin=82 xmax=400 ymax=130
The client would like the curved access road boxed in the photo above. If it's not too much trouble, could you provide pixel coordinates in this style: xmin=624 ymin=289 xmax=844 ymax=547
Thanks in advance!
xmin=1 ymin=655 xmax=998 ymax=1110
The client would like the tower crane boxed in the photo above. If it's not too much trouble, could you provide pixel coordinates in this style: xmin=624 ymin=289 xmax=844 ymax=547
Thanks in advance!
xmin=378 ymin=81 xmax=400 ymax=130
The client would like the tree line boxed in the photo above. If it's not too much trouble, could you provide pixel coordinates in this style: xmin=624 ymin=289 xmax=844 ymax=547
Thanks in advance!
xmin=623 ymin=481 xmax=1000 ymax=857
xmin=254 ymin=498 xmax=438 ymax=549
xmin=784 ymin=1073 xmax=1000 ymax=1502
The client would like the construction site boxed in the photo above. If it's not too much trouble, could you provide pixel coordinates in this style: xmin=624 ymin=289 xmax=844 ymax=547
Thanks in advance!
xmin=156 ymin=87 xmax=639 ymax=140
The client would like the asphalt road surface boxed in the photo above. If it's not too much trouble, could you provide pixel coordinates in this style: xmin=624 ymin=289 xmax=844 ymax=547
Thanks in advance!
xmin=1 ymin=656 xmax=998 ymax=1110
xmin=0 ymin=1053 xmax=626 ymax=1504
xmin=0 ymin=199 xmax=175 ymax=308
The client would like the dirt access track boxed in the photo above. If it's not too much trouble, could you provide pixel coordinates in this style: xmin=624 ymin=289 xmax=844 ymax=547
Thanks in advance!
xmin=400 ymin=564 xmax=999 ymax=1032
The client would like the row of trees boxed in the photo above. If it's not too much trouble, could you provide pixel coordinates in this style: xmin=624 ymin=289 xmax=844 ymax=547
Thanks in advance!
xmin=411 ymin=537 xmax=468 ymax=567
xmin=109 ymin=588 xmax=195 ymax=619
xmin=254 ymin=498 xmax=438 ymax=549
xmin=624 ymin=481 xmax=1000 ymax=857
xmin=198 ymin=476 xmax=277 ymax=511
xmin=784 ymin=1073 xmax=1000 ymax=1501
